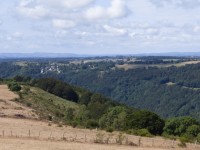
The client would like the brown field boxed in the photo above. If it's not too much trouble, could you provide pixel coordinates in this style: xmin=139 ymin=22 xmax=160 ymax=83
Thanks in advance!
xmin=116 ymin=60 xmax=200 ymax=71
xmin=0 ymin=85 xmax=199 ymax=150
xmin=0 ymin=138 xmax=176 ymax=150
xmin=0 ymin=85 xmax=37 ymax=119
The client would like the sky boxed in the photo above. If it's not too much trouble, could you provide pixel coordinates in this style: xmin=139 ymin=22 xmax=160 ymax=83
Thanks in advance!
xmin=1 ymin=0 xmax=200 ymax=54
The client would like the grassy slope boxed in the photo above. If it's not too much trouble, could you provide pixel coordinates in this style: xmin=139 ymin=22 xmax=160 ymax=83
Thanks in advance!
xmin=17 ymin=86 xmax=80 ymax=122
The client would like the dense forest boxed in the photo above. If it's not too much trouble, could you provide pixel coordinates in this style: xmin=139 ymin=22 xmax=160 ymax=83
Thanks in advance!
xmin=1 ymin=57 xmax=200 ymax=122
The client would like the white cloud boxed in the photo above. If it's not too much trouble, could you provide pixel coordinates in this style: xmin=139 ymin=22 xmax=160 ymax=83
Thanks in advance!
xmin=194 ymin=26 xmax=200 ymax=33
xmin=37 ymin=0 xmax=94 ymax=9
xmin=146 ymin=28 xmax=160 ymax=35
xmin=17 ymin=5 xmax=48 ymax=19
xmin=52 ymin=19 xmax=75 ymax=29
xmin=103 ymin=25 xmax=127 ymax=36
xmin=150 ymin=0 xmax=200 ymax=8
xmin=6 ymin=32 xmax=23 ymax=42
xmin=85 ymin=0 xmax=127 ymax=20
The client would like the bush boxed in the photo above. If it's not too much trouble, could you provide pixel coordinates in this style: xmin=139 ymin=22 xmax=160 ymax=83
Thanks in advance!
xmin=106 ymin=127 xmax=114 ymax=133
xmin=164 ymin=117 xmax=200 ymax=137
xmin=86 ymin=119 xmax=99 ymax=129
xmin=94 ymin=132 xmax=105 ymax=144
xmin=8 ymin=83 xmax=21 ymax=92
xmin=116 ymin=133 xmax=125 ymax=145
xmin=186 ymin=125 xmax=200 ymax=137
xmin=71 ymin=121 xmax=78 ymax=128
xmin=197 ymin=133 xmax=200 ymax=142
xmin=132 ymin=129 xmax=153 ymax=137
xmin=178 ymin=137 xmax=188 ymax=148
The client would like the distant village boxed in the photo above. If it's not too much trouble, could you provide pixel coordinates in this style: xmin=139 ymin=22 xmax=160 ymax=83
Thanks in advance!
xmin=40 ymin=63 xmax=61 ymax=74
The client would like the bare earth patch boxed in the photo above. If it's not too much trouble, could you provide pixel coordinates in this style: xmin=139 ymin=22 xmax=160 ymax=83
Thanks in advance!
xmin=0 ymin=85 xmax=37 ymax=119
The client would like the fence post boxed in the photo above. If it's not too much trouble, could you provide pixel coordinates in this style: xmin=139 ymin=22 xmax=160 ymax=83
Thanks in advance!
xmin=152 ymin=139 xmax=154 ymax=147
xmin=171 ymin=139 xmax=174 ymax=148
xmin=126 ymin=137 xmax=129 ymax=145
xmin=138 ymin=137 xmax=141 ymax=147
xmin=195 ymin=140 xmax=197 ymax=148
xmin=29 ymin=130 xmax=31 ymax=137
xmin=49 ymin=132 xmax=52 ymax=139
xmin=85 ymin=134 xmax=87 ymax=143
xmin=2 ymin=130 xmax=4 ymax=137
xmin=38 ymin=131 xmax=41 ymax=139
xmin=62 ymin=132 xmax=66 ymax=139
xmin=11 ymin=130 xmax=12 ymax=137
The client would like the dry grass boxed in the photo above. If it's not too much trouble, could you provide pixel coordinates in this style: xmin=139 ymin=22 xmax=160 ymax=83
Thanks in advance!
xmin=0 ymin=85 xmax=37 ymax=119
xmin=0 ymin=85 xmax=18 ymax=101
xmin=0 ymin=138 xmax=174 ymax=150
xmin=0 ymin=118 xmax=199 ymax=150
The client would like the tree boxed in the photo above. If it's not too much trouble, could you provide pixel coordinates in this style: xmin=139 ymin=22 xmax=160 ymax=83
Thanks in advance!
xmin=99 ymin=106 xmax=127 ymax=130
xmin=164 ymin=117 xmax=200 ymax=136
xmin=127 ymin=110 xmax=165 ymax=135
xmin=186 ymin=125 xmax=200 ymax=137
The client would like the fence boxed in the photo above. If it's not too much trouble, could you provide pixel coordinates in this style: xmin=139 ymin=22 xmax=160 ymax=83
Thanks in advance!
xmin=0 ymin=129 xmax=200 ymax=149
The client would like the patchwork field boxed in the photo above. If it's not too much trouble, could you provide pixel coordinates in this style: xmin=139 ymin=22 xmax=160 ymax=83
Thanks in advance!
xmin=116 ymin=60 xmax=200 ymax=70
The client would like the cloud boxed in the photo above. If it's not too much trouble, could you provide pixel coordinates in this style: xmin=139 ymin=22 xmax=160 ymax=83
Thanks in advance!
xmin=17 ymin=4 xmax=48 ymax=19
xmin=85 ymin=0 xmax=127 ymax=20
xmin=52 ymin=19 xmax=75 ymax=29
xmin=150 ymin=0 xmax=200 ymax=8
xmin=37 ymin=0 xmax=94 ymax=9
xmin=16 ymin=0 xmax=94 ymax=20
xmin=6 ymin=32 xmax=23 ymax=42
xmin=146 ymin=28 xmax=160 ymax=35
xmin=103 ymin=25 xmax=127 ymax=36
xmin=193 ymin=26 xmax=200 ymax=33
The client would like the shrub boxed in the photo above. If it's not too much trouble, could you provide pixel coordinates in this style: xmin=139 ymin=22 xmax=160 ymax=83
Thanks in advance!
xmin=186 ymin=125 xmax=200 ymax=137
xmin=94 ymin=132 xmax=105 ymax=144
xmin=132 ymin=129 xmax=153 ymax=137
xmin=8 ymin=83 xmax=21 ymax=92
xmin=71 ymin=121 xmax=78 ymax=128
xmin=106 ymin=127 xmax=114 ymax=133
xmin=86 ymin=119 xmax=99 ymax=129
xmin=116 ymin=133 xmax=125 ymax=145
xmin=197 ymin=133 xmax=200 ymax=142
xmin=178 ymin=137 xmax=188 ymax=148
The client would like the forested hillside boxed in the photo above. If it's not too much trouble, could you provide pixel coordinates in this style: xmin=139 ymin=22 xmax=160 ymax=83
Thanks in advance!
xmin=1 ymin=57 xmax=200 ymax=121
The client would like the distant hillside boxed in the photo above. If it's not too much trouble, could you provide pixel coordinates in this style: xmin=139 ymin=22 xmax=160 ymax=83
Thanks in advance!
xmin=0 ymin=53 xmax=89 ymax=58
xmin=1 ymin=52 xmax=200 ymax=58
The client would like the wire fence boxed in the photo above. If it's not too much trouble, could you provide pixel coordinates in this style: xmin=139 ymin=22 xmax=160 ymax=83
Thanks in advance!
xmin=0 ymin=129 xmax=200 ymax=149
